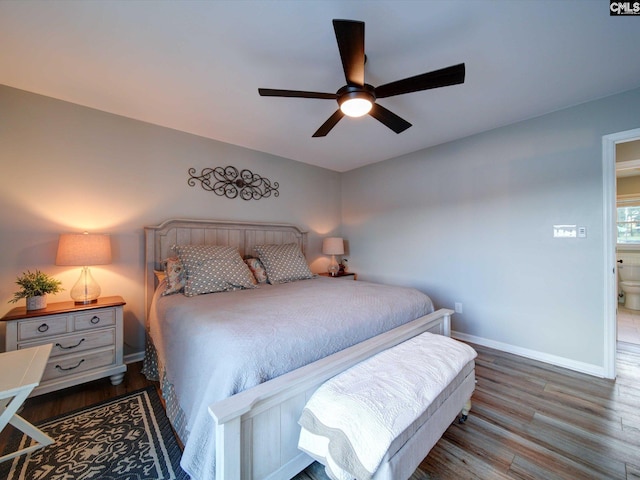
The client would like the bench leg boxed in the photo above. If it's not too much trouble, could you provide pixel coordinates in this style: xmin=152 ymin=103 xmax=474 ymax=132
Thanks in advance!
xmin=458 ymin=398 xmax=472 ymax=423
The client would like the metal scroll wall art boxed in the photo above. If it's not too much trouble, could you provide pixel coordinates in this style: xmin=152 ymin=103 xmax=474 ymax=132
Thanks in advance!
xmin=188 ymin=166 xmax=279 ymax=201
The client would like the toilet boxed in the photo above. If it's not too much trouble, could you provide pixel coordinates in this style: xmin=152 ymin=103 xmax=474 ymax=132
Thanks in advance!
xmin=619 ymin=263 xmax=640 ymax=310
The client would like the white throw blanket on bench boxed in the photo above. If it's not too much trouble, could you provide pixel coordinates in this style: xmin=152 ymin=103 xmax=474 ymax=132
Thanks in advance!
xmin=298 ymin=332 xmax=477 ymax=480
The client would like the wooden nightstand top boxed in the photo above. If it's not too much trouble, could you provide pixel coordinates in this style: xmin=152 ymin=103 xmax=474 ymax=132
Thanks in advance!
xmin=1 ymin=295 xmax=126 ymax=321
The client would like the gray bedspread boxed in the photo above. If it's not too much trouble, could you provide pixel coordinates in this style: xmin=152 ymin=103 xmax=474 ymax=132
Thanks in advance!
xmin=148 ymin=275 xmax=434 ymax=480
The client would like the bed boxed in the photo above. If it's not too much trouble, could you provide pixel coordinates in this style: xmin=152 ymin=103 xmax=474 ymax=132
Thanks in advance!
xmin=142 ymin=219 xmax=473 ymax=480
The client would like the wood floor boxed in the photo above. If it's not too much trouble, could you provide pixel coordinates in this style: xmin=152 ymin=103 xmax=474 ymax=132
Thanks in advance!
xmin=420 ymin=345 xmax=640 ymax=480
xmin=1 ymin=347 xmax=639 ymax=479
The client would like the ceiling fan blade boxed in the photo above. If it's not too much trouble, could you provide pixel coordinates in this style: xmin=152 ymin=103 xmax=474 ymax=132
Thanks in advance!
xmin=258 ymin=88 xmax=337 ymax=100
xmin=368 ymin=103 xmax=412 ymax=134
xmin=333 ymin=19 xmax=365 ymax=86
xmin=375 ymin=63 xmax=465 ymax=99
xmin=312 ymin=109 xmax=345 ymax=137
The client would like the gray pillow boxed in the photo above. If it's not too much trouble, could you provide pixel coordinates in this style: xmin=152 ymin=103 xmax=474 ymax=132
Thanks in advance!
xmin=174 ymin=244 xmax=257 ymax=296
xmin=254 ymin=243 xmax=313 ymax=284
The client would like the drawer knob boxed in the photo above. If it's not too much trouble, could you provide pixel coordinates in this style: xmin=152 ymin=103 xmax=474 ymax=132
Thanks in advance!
xmin=56 ymin=338 xmax=86 ymax=350
xmin=55 ymin=359 xmax=85 ymax=371
xmin=90 ymin=316 xmax=101 ymax=325
xmin=37 ymin=323 xmax=49 ymax=333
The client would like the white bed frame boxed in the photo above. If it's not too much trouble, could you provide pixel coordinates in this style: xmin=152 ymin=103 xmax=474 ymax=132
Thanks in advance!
xmin=144 ymin=219 xmax=468 ymax=480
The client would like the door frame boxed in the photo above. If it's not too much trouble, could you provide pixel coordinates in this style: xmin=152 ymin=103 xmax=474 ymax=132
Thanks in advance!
xmin=603 ymin=127 xmax=640 ymax=379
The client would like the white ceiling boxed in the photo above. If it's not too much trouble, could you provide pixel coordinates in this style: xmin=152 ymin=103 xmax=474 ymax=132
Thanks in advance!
xmin=1 ymin=0 xmax=639 ymax=172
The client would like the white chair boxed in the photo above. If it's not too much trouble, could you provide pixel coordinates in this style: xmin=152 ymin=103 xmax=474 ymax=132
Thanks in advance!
xmin=0 ymin=344 xmax=55 ymax=463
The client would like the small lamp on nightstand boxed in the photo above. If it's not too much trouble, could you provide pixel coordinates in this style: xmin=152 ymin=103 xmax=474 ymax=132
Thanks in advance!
xmin=56 ymin=232 xmax=112 ymax=304
xmin=322 ymin=237 xmax=344 ymax=277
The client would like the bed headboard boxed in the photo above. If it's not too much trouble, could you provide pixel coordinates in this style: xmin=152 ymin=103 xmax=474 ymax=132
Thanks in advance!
xmin=144 ymin=218 xmax=308 ymax=318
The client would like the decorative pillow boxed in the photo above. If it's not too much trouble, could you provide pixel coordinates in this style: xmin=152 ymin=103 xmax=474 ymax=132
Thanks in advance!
xmin=161 ymin=256 xmax=185 ymax=296
xmin=174 ymin=244 xmax=256 ymax=296
xmin=254 ymin=243 xmax=314 ymax=284
xmin=244 ymin=257 xmax=268 ymax=284
xmin=154 ymin=269 xmax=166 ymax=283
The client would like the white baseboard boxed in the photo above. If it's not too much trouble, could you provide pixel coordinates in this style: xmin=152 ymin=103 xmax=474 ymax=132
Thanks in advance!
xmin=124 ymin=351 xmax=145 ymax=364
xmin=618 ymin=341 xmax=640 ymax=354
xmin=122 ymin=337 xmax=609 ymax=378
xmin=452 ymin=331 xmax=606 ymax=378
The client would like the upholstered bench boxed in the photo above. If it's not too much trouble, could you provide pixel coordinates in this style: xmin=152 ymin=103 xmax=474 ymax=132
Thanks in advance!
xmin=298 ymin=332 xmax=476 ymax=480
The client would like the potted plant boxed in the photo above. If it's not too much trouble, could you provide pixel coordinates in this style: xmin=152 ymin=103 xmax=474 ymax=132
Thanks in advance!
xmin=9 ymin=270 xmax=64 ymax=310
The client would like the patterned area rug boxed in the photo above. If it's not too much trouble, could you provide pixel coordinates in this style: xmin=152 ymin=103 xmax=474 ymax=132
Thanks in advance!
xmin=297 ymin=460 xmax=432 ymax=479
xmin=0 ymin=386 xmax=187 ymax=480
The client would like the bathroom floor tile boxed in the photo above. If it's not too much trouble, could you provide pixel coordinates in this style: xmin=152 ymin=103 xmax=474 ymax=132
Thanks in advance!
xmin=618 ymin=307 xmax=640 ymax=345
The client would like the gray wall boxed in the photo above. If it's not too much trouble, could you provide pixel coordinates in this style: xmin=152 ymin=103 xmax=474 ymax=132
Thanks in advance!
xmin=0 ymin=85 xmax=342 ymax=355
xmin=4 ymin=82 xmax=640 ymax=372
xmin=341 ymin=87 xmax=640 ymax=374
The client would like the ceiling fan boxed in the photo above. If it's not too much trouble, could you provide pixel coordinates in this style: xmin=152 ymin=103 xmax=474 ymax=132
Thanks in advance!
xmin=258 ymin=19 xmax=465 ymax=137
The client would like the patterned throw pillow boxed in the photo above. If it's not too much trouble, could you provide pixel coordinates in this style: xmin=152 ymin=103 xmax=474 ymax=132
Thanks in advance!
xmin=254 ymin=243 xmax=313 ymax=284
xmin=154 ymin=269 xmax=166 ymax=283
xmin=244 ymin=257 xmax=268 ymax=284
xmin=173 ymin=245 xmax=257 ymax=297
xmin=161 ymin=256 xmax=185 ymax=296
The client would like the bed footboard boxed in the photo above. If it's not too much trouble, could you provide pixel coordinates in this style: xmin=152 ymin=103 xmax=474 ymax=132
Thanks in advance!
xmin=209 ymin=308 xmax=453 ymax=480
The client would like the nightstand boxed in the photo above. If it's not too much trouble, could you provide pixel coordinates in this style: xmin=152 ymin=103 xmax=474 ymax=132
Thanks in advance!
xmin=1 ymin=296 xmax=127 ymax=396
xmin=318 ymin=272 xmax=357 ymax=280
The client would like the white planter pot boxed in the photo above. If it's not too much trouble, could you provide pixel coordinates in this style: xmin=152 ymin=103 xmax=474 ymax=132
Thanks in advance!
xmin=26 ymin=295 xmax=47 ymax=310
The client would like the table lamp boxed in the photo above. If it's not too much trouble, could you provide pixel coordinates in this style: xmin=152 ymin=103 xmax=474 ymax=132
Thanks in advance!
xmin=56 ymin=232 xmax=112 ymax=304
xmin=322 ymin=237 xmax=344 ymax=276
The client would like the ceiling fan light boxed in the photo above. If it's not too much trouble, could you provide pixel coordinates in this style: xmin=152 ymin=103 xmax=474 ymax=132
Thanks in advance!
xmin=340 ymin=98 xmax=372 ymax=117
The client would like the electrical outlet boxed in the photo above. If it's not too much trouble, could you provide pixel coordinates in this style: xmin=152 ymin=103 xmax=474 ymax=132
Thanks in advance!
xmin=455 ymin=302 xmax=463 ymax=314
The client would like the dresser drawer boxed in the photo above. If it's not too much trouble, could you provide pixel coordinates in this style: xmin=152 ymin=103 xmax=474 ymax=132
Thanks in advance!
xmin=18 ymin=315 xmax=69 ymax=341
xmin=42 ymin=348 xmax=115 ymax=382
xmin=18 ymin=329 xmax=116 ymax=358
xmin=74 ymin=308 xmax=115 ymax=331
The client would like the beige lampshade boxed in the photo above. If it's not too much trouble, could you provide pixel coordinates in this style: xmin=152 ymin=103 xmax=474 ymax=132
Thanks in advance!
xmin=56 ymin=233 xmax=112 ymax=266
xmin=56 ymin=233 xmax=111 ymax=304
xmin=322 ymin=237 xmax=344 ymax=255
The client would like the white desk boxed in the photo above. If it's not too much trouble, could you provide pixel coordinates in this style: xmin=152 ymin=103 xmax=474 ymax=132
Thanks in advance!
xmin=0 ymin=344 xmax=54 ymax=463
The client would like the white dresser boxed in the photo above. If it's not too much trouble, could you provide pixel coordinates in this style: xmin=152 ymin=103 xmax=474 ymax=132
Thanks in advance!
xmin=1 ymin=296 xmax=126 ymax=395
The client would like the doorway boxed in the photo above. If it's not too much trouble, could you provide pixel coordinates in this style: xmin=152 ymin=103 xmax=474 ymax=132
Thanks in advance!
xmin=603 ymin=128 xmax=640 ymax=378
xmin=615 ymin=139 xmax=640 ymax=352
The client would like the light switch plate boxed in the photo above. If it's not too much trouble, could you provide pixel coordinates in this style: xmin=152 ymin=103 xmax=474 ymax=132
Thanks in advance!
xmin=553 ymin=225 xmax=577 ymax=238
